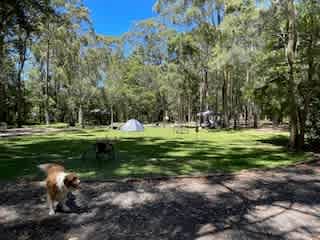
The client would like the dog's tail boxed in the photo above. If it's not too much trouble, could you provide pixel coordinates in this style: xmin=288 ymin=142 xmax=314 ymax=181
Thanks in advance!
xmin=38 ymin=163 xmax=53 ymax=174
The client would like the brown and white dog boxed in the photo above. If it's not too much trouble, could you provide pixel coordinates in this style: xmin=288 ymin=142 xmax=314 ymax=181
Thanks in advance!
xmin=38 ymin=163 xmax=80 ymax=215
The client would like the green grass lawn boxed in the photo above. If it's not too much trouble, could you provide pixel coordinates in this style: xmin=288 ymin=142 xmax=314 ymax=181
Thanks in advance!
xmin=0 ymin=127 xmax=309 ymax=181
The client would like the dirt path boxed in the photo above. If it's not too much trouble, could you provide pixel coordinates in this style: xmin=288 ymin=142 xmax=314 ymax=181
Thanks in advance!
xmin=0 ymin=127 xmax=83 ymax=138
xmin=1 ymin=160 xmax=320 ymax=240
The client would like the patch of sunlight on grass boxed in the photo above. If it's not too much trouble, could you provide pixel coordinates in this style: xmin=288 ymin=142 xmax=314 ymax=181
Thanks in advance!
xmin=0 ymin=127 xmax=312 ymax=180
xmin=113 ymin=167 xmax=133 ymax=176
xmin=142 ymin=165 xmax=162 ymax=171
xmin=78 ymin=171 xmax=97 ymax=178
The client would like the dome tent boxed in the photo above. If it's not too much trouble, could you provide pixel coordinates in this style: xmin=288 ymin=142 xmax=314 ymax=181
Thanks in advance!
xmin=120 ymin=119 xmax=144 ymax=132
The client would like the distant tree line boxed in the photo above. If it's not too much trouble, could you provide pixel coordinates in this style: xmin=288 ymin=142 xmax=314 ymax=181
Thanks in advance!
xmin=0 ymin=0 xmax=319 ymax=150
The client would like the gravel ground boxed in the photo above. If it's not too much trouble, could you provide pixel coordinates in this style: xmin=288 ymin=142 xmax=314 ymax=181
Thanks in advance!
xmin=1 ymin=160 xmax=320 ymax=240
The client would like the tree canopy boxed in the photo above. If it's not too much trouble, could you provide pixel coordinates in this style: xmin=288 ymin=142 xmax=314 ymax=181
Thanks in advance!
xmin=0 ymin=0 xmax=319 ymax=150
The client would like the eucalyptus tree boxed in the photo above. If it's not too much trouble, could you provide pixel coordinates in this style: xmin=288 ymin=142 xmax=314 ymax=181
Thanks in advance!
xmin=166 ymin=32 xmax=201 ymax=122
xmin=253 ymin=0 xmax=320 ymax=149
xmin=31 ymin=3 xmax=62 ymax=125
xmin=0 ymin=0 xmax=53 ymax=78
xmin=29 ymin=0 xmax=95 ymax=126
xmin=0 ymin=0 xmax=54 ymax=126
xmin=98 ymin=34 xmax=131 ymax=123
xmin=77 ymin=40 xmax=103 ymax=127
xmin=154 ymin=0 xmax=221 ymax=119
xmin=295 ymin=0 xmax=320 ymax=148
xmin=124 ymin=19 xmax=169 ymax=65
xmin=154 ymin=0 xmax=264 ymax=127
xmin=285 ymin=0 xmax=300 ymax=149
xmin=213 ymin=0 xmax=260 ymax=127
xmin=122 ymin=19 xmax=172 ymax=121
xmin=0 ymin=46 xmax=17 ymax=124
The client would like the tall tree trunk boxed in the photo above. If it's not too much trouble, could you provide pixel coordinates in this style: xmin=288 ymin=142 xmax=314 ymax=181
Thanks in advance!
xmin=17 ymin=76 xmax=23 ymax=127
xmin=188 ymin=95 xmax=192 ymax=123
xmin=110 ymin=105 xmax=114 ymax=126
xmin=0 ymin=34 xmax=5 ymax=122
xmin=39 ymin=103 xmax=42 ymax=123
xmin=253 ymin=112 xmax=258 ymax=128
xmin=229 ymin=71 xmax=233 ymax=124
xmin=222 ymin=69 xmax=229 ymax=128
xmin=297 ymin=109 xmax=305 ymax=149
xmin=78 ymin=103 xmax=83 ymax=128
xmin=215 ymin=76 xmax=219 ymax=113
xmin=0 ymin=81 xmax=5 ymax=123
xmin=204 ymin=68 xmax=209 ymax=111
xmin=253 ymin=103 xmax=259 ymax=128
xmin=45 ymin=27 xmax=50 ymax=126
xmin=179 ymin=94 xmax=183 ymax=122
xmin=245 ymin=69 xmax=249 ymax=127
xmin=38 ymin=60 xmax=45 ymax=123
xmin=286 ymin=0 xmax=299 ymax=150
xmin=53 ymin=75 xmax=58 ymax=115
xmin=297 ymin=28 xmax=315 ymax=149
xmin=16 ymin=33 xmax=28 ymax=128
xmin=0 ymin=82 xmax=5 ymax=122
xmin=245 ymin=105 xmax=248 ymax=127
xmin=199 ymin=79 xmax=204 ymax=113
xmin=199 ymin=79 xmax=204 ymax=126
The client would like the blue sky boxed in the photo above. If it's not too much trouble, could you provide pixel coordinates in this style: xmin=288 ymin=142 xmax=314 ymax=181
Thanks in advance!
xmin=83 ymin=0 xmax=156 ymax=36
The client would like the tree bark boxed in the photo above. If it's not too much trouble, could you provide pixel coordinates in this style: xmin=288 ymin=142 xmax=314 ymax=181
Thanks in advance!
xmin=204 ymin=68 xmax=209 ymax=111
xmin=286 ymin=0 xmax=299 ymax=150
xmin=0 ymin=81 xmax=5 ymax=122
xmin=188 ymin=95 xmax=192 ymax=123
xmin=0 ymin=34 xmax=5 ymax=122
xmin=252 ymin=103 xmax=258 ymax=128
xmin=253 ymin=112 xmax=258 ymax=129
xmin=199 ymin=77 xmax=204 ymax=113
xmin=78 ymin=103 xmax=83 ymax=128
xmin=215 ymin=73 xmax=219 ymax=113
xmin=245 ymin=69 xmax=249 ymax=127
xmin=297 ymin=26 xmax=316 ymax=149
xmin=199 ymin=78 xmax=204 ymax=126
xmin=222 ymin=69 xmax=229 ymax=128
xmin=16 ymin=33 xmax=28 ymax=128
xmin=297 ymin=109 xmax=305 ymax=149
xmin=245 ymin=105 xmax=248 ymax=127
xmin=45 ymin=25 xmax=50 ymax=126
xmin=110 ymin=105 xmax=114 ymax=126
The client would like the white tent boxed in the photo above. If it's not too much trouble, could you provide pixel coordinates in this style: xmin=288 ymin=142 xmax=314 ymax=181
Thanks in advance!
xmin=120 ymin=119 xmax=144 ymax=132
xmin=197 ymin=110 xmax=214 ymax=117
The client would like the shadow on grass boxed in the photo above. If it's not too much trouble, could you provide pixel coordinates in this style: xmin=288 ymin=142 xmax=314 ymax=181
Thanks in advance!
xmin=257 ymin=135 xmax=289 ymax=147
xmin=259 ymin=134 xmax=320 ymax=153
xmin=0 ymin=132 xmax=307 ymax=181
